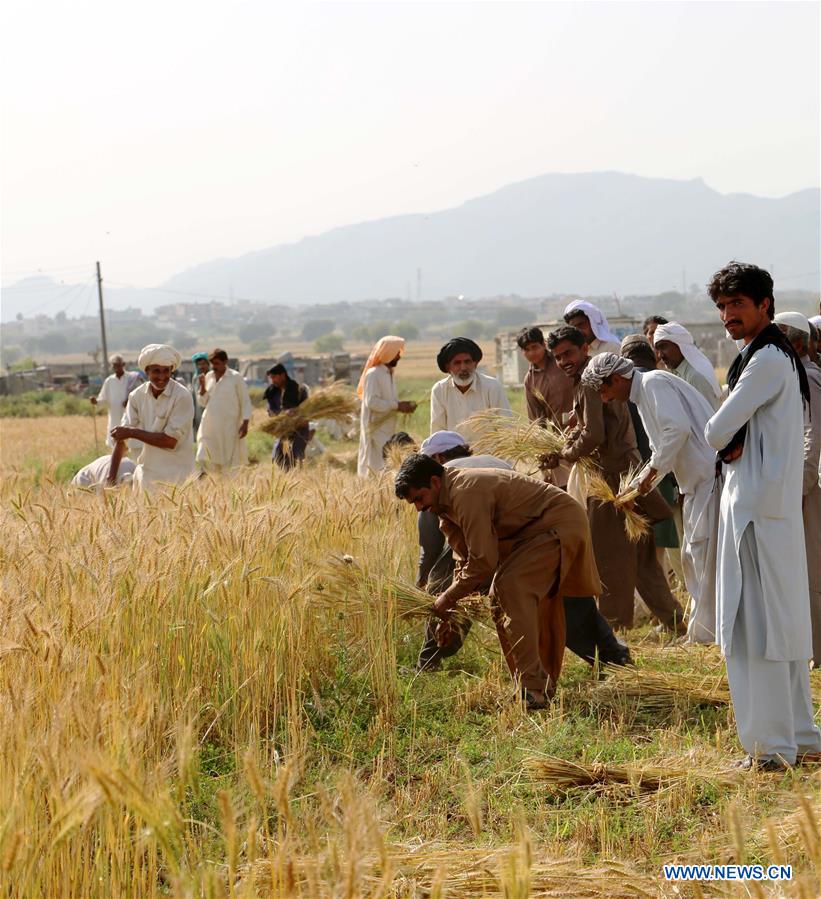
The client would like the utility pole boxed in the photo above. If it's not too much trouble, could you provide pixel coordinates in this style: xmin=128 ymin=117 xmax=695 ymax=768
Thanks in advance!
xmin=96 ymin=261 xmax=109 ymax=376
xmin=416 ymin=267 xmax=422 ymax=303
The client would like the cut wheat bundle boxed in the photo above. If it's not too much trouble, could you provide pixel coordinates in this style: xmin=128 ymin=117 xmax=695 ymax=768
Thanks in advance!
xmin=593 ymin=665 xmax=732 ymax=713
xmin=584 ymin=465 xmax=651 ymax=542
xmin=524 ymin=754 xmax=739 ymax=794
xmin=314 ymin=555 xmax=489 ymax=626
xmin=466 ymin=409 xmax=596 ymax=473
xmin=257 ymin=383 xmax=358 ymax=438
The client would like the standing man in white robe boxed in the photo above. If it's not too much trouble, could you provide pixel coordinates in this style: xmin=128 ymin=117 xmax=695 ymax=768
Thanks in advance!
xmin=90 ymin=354 xmax=142 ymax=451
xmin=704 ymin=261 xmax=820 ymax=770
xmin=109 ymin=344 xmax=195 ymax=493
xmin=196 ymin=348 xmax=252 ymax=473
xmin=563 ymin=301 xmax=622 ymax=356
xmin=357 ymin=335 xmax=416 ymax=477
xmin=582 ymin=352 xmax=720 ymax=644
xmin=775 ymin=312 xmax=821 ymax=667
xmin=430 ymin=337 xmax=511 ymax=444
xmin=652 ymin=322 xmax=722 ymax=411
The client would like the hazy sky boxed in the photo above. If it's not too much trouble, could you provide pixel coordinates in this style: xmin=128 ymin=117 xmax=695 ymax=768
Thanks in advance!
xmin=2 ymin=1 xmax=818 ymax=290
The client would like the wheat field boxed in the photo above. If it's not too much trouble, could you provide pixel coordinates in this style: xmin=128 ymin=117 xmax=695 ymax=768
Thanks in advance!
xmin=1 ymin=420 xmax=820 ymax=897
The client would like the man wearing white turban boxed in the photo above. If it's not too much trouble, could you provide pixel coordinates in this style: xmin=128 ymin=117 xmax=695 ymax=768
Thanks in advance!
xmin=109 ymin=344 xmax=195 ymax=492
xmin=582 ymin=352 xmax=721 ymax=644
xmin=652 ymin=322 xmax=721 ymax=410
xmin=563 ymin=301 xmax=622 ymax=357
xmin=775 ymin=312 xmax=821 ymax=666
xmin=357 ymin=336 xmax=417 ymax=476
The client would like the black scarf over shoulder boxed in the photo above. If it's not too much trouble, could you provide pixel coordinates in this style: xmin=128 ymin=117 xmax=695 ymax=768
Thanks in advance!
xmin=717 ymin=322 xmax=810 ymax=466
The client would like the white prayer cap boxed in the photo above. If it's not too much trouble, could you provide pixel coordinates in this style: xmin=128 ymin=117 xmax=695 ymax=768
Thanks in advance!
xmin=562 ymin=300 xmax=621 ymax=344
xmin=109 ymin=353 xmax=125 ymax=365
xmin=810 ymin=315 xmax=821 ymax=330
xmin=137 ymin=343 xmax=182 ymax=371
xmin=420 ymin=430 xmax=468 ymax=456
xmin=774 ymin=312 xmax=811 ymax=336
xmin=653 ymin=322 xmax=721 ymax=399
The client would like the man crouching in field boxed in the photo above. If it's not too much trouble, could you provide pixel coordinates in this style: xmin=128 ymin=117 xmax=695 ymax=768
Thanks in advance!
xmin=395 ymin=453 xmax=601 ymax=709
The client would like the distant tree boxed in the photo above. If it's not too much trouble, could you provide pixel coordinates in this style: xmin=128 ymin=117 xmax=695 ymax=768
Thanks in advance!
xmin=1 ymin=345 xmax=23 ymax=367
xmin=171 ymin=332 xmax=197 ymax=351
xmin=301 ymin=319 xmax=334 ymax=341
xmin=351 ymin=324 xmax=373 ymax=342
xmin=11 ymin=356 xmax=37 ymax=372
xmin=394 ymin=319 xmax=420 ymax=340
xmin=238 ymin=320 xmax=276 ymax=344
xmin=249 ymin=339 xmax=271 ymax=354
xmin=36 ymin=332 xmax=70 ymax=354
xmin=314 ymin=334 xmax=345 ymax=353
xmin=495 ymin=307 xmax=534 ymax=327
xmin=451 ymin=319 xmax=487 ymax=340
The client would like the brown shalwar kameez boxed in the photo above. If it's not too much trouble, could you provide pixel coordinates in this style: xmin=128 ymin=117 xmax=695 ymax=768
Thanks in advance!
xmin=524 ymin=355 xmax=575 ymax=487
xmin=563 ymin=357 xmax=685 ymax=630
xmin=433 ymin=468 xmax=601 ymax=695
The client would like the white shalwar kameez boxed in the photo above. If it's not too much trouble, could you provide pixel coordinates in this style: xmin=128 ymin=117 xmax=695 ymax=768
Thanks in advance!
xmin=96 ymin=371 xmax=142 ymax=452
xmin=196 ymin=368 xmax=252 ymax=471
xmin=628 ymin=369 xmax=720 ymax=643
xmin=122 ymin=379 xmax=195 ymax=493
xmin=358 ymin=364 xmax=399 ymax=476
xmin=705 ymin=344 xmax=821 ymax=764
xmin=430 ymin=372 xmax=511 ymax=445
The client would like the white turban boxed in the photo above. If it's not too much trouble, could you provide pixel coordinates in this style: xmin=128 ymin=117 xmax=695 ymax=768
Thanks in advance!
xmin=774 ymin=311 xmax=811 ymax=336
xmin=109 ymin=353 xmax=124 ymax=365
xmin=652 ymin=322 xmax=721 ymax=399
xmin=563 ymin=300 xmax=621 ymax=344
xmin=137 ymin=344 xmax=182 ymax=371
xmin=580 ymin=352 xmax=635 ymax=390
xmin=420 ymin=430 xmax=468 ymax=456
xmin=810 ymin=315 xmax=821 ymax=331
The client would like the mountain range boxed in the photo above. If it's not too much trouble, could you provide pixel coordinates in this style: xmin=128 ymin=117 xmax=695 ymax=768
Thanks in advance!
xmin=4 ymin=171 xmax=819 ymax=320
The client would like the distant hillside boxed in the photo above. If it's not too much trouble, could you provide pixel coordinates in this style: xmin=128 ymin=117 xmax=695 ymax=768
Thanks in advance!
xmin=3 ymin=172 xmax=818 ymax=321
xmin=162 ymin=171 xmax=820 ymax=303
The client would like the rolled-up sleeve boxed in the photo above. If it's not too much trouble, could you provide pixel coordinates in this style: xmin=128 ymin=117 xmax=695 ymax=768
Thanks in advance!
xmin=164 ymin=391 xmax=195 ymax=442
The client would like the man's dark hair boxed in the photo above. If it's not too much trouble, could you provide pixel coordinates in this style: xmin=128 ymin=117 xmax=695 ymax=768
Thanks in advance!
xmin=394 ymin=453 xmax=445 ymax=498
xmin=382 ymin=431 xmax=416 ymax=460
xmin=563 ymin=309 xmax=589 ymax=325
xmin=267 ymin=363 xmax=288 ymax=377
xmin=642 ymin=315 xmax=668 ymax=331
xmin=209 ymin=348 xmax=229 ymax=362
xmin=809 ymin=322 xmax=818 ymax=345
xmin=707 ymin=261 xmax=775 ymax=320
xmin=621 ymin=340 xmax=657 ymax=371
xmin=547 ymin=326 xmax=587 ymax=350
xmin=515 ymin=326 xmax=545 ymax=350
xmin=439 ymin=444 xmax=472 ymax=462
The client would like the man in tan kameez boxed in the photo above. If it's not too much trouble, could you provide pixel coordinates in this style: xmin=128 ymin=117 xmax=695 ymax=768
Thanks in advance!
xmin=395 ymin=453 xmax=601 ymax=709
xmin=542 ymin=326 xmax=686 ymax=633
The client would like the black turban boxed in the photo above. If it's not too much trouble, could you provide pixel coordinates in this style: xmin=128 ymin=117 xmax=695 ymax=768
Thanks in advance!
xmin=437 ymin=337 xmax=483 ymax=373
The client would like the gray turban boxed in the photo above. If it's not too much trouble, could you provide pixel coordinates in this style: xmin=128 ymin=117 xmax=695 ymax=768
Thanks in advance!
xmin=580 ymin=352 xmax=635 ymax=390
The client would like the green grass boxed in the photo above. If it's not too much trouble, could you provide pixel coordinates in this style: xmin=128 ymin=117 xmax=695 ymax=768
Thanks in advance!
xmin=0 ymin=389 xmax=97 ymax=418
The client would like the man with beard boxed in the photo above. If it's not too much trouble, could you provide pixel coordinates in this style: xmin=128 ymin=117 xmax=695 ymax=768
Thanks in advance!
xmin=652 ymin=322 xmax=721 ymax=410
xmin=541 ymin=326 xmax=686 ymax=633
xmin=704 ymin=262 xmax=820 ymax=770
xmin=430 ymin=337 xmax=510 ymax=444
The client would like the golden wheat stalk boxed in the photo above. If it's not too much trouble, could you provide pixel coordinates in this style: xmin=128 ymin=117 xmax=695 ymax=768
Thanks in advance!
xmin=593 ymin=665 xmax=732 ymax=713
xmin=524 ymin=754 xmax=738 ymax=793
xmin=584 ymin=465 xmax=650 ymax=542
xmin=315 ymin=555 xmax=488 ymax=624
xmin=257 ymin=383 xmax=358 ymax=438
